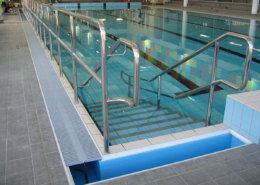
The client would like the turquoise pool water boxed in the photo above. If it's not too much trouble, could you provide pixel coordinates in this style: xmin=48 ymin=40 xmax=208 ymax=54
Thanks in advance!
xmin=40 ymin=6 xmax=260 ymax=145
xmin=70 ymin=133 xmax=245 ymax=184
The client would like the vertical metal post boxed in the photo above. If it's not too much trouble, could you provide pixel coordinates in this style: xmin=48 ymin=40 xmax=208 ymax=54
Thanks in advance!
xmin=39 ymin=4 xmax=42 ymax=40
xmin=36 ymin=3 xmax=39 ymax=36
xmin=128 ymin=76 xmax=131 ymax=97
xmin=157 ymin=76 xmax=161 ymax=109
xmin=99 ymin=22 xmax=109 ymax=153
xmin=70 ymin=15 xmax=78 ymax=104
xmin=55 ymin=10 xmax=63 ymax=77
xmin=47 ymin=7 xmax=53 ymax=60
xmin=206 ymin=41 xmax=219 ymax=126
xmin=42 ymin=5 xmax=46 ymax=49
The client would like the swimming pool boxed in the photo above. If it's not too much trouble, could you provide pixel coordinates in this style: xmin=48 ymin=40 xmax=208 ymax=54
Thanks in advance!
xmin=41 ymin=5 xmax=260 ymax=146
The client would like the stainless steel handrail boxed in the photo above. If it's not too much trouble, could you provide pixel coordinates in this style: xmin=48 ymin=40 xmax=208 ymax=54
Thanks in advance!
xmin=148 ymin=32 xmax=252 ymax=82
xmin=23 ymin=0 xmax=141 ymax=153
xmin=149 ymin=32 xmax=253 ymax=126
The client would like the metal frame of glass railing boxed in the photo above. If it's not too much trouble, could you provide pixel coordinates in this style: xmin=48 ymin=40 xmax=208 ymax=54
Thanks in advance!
xmin=23 ymin=0 xmax=140 ymax=153
xmin=149 ymin=32 xmax=253 ymax=126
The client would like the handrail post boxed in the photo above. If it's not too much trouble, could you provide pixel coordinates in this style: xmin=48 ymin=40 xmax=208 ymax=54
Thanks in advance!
xmin=70 ymin=15 xmax=78 ymax=104
xmin=100 ymin=23 xmax=109 ymax=153
xmin=157 ymin=76 xmax=161 ymax=109
xmin=206 ymin=41 xmax=219 ymax=126
xmin=36 ymin=3 xmax=39 ymax=36
xmin=42 ymin=5 xmax=46 ymax=49
xmin=38 ymin=4 xmax=42 ymax=40
xmin=47 ymin=7 xmax=53 ymax=60
xmin=128 ymin=76 xmax=131 ymax=97
xmin=55 ymin=10 xmax=63 ymax=77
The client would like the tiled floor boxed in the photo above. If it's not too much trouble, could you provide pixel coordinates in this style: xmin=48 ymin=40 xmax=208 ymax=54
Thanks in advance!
xmin=0 ymin=12 xmax=69 ymax=185
xmin=92 ymin=143 xmax=260 ymax=185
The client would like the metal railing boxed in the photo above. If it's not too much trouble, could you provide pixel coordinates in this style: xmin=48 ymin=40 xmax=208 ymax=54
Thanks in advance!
xmin=23 ymin=0 xmax=140 ymax=153
xmin=149 ymin=32 xmax=253 ymax=126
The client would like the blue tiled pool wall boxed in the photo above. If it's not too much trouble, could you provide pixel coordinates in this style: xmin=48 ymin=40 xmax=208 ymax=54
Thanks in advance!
xmin=224 ymin=96 xmax=260 ymax=144
xmin=40 ymin=6 xmax=260 ymax=145
xmin=69 ymin=133 xmax=245 ymax=184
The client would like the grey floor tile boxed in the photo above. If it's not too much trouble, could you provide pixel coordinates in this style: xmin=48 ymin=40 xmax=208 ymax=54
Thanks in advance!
xmin=156 ymin=176 xmax=187 ymax=185
xmin=41 ymin=131 xmax=55 ymax=142
xmin=198 ymin=181 xmax=217 ymax=185
xmin=214 ymin=174 xmax=247 ymax=185
xmin=256 ymin=165 xmax=260 ymax=171
xmin=194 ymin=154 xmax=222 ymax=168
xmin=172 ymin=160 xmax=200 ymax=174
xmin=237 ymin=168 xmax=260 ymax=185
xmin=43 ymin=141 xmax=58 ymax=154
xmin=0 ymin=124 xmax=7 ymax=139
xmin=148 ymin=165 xmax=177 ymax=180
xmin=34 ymin=166 xmax=51 ymax=185
xmin=52 ymin=179 xmax=70 ymax=185
xmin=123 ymin=171 xmax=154 ymax=185
xmin=94 ymin=178 xmax=126 ymax=185
xmin=7 ymin=145 xmax=31 ymax=161
xmin=32 ymin=153 xmax=48 ymax=170
xmin=49 ymin=164 xmax=67 ymax=183
xmin=0 ymin=162 xmax=5 ymax=177
xmin=46 ymin=152 xmax=62 ymax=168
xmin=0 ymin=176 xmax=5 ymax=185
xmin=29 ymin=132 xmax=42 ymax=144
xmin=243 ymin=152 xmax=260 ymax=167
xmin=0 ymin=140 xmax=6 ymax=163
xmin=203 ymin=163 xmax=233 ymax=180
xmin=7 ymin=135 xmax=29 ymax=149
xmin=6 ymin=170 xmax=34 ymax=185
xmin=39 ymin=123 xmax=52 ymax=133
xmin=6 ymin=157 xmax=33 ymax=176
xmin=225 ymin=158 xmax=253 ymax=173
xmin=31 ymin=143 xmax=44 ymax=156
xmin=180 ymin=169 xmax=212 ymax=185
xmin=7 ymin=121 xmax=28 ymax=138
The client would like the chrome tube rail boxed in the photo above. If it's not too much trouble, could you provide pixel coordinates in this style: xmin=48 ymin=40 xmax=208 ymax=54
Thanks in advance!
xmin=23 ymin=1 xmax=140 ymax=153
xmin=150 ymin=32 xmax=253 ymax=126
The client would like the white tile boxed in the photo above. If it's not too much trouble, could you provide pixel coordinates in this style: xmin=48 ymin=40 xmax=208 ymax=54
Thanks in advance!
xmin=93 ymin=135 xmax=104 ymax=148
xmin=237 ymin=91 xmax=259 ymax=98
xmin=122 ymin=139 xmax=151 ymax=150
xmin=109 ymin=144 xmax=126 ymax=153
xmin=245 ymin=95 xmax=260 ymax=102
xmin=214 ymin=123 xmax=229 ymax=130
xmin=245 ymin=102 xmax=260 ymax=112
xmin=86 ymin=123 xmax=100 ymax=135
xmin=148 ymin=135 xmax=175 ymax=145
xmin=172 ymin=130 xmax=198 ymax=140
xmin=81 ymin=114 xmax=94 ymax=124
xmin=77 ymin=107 xmax=88 ymax=115
xmin=194 ymin=126 xmax=218 ymax=135
xmin=230 ymin=95 xmax=251 ymax=104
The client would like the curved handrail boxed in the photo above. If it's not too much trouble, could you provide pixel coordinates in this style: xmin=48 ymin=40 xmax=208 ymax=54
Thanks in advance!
xmin=148 ymin=32 xmax=253 ymax=83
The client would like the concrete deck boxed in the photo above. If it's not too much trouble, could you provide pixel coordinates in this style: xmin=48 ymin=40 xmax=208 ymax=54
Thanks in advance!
xmin=0 ymin=12 xmax=70 ymax=185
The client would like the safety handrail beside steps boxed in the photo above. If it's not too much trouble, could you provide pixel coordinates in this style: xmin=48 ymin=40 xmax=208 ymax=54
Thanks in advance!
xmin=150 ymin=32 xmax=253 ymax=126
xmin=23 ymin=0 xmax=140 ymax=154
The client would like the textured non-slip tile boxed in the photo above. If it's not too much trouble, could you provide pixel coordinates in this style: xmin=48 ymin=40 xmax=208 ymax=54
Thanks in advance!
xmin=49 ymin=164 xmax=67 ymax=183
xmin=180 ymin=169 xmax=212 ymax=185
xmin=156 ymin=175 xmax=187 ymax=185
xmin=6 ymin=157 xmax=33 ymax=176
xmin=32 ymin=153 xmax=48 ymax=170
xmin=225 ymin=157 xmax=253 ymax=173
xmin=7 ymin=145 xmax=31 ymax=161
xmin=214 ymin=174 xmax=247 ymax=185
xmin=6 ymin=170 xmax=34 ymax=185
xmin=43 ymin=141 xmax=58 ymax=154
xmin=237 ymin=168 xmax=260 ymax=185
xmin=194 ymin=154 xmax=222 ymax=168
xmin=0 ymin=162 xmax=4 ymax=177
xmin=243 ymin=152 xmax=260 ymax=166
xmin=46 ymin=152 xmax=62 ymax=168
xmin=172 ymin=160 xmax=200 ymax=174
xmin=203 ymin=163 xmax=233 ymax=180
xmin=149 ymin=165 xmax=177 ymax=180
xmin=34 ymin=166 xmax=51 ymax=185
xmin=7 ymin=135 xmax=29 ymax=149
xmin=123 ymin=171 xmax=154 ymax=185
